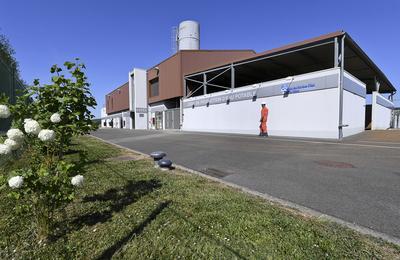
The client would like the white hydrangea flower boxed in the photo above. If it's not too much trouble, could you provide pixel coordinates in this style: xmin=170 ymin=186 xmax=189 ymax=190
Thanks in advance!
xmin=8 ymin=176 xmax=24 ymax=189
xmin=24 ymin=119 xmax=41 ymax=135
xmin=4 ymin=139 xmax=20 ymax=150
xmin=0 ymin=144 xmax=12 ymax=155
xmin=24 ymin=118 xmax=32 ymax=123
xmin=71 ymin=175 xmax=84 ymax=187
xmin=0 ymin=105 xmax=11 ymax=118
xmin=50 ymin=113 xmax=61 ymax=123
xmin=7 ymin=129 xmax=24 ymax=142
xmin=38 ymin=129 xmax=55 ymax=142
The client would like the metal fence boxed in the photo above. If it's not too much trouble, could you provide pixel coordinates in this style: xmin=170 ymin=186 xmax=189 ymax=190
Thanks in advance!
xmin=0 ymin=57 xmax=24 ymax=132
xmin=165 ymin=108 xmax=180 ymax=129
xmin=392 ymin=109 xmax=400 ymax=129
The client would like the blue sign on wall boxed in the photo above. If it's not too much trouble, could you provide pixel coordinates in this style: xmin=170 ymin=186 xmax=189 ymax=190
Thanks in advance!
xmin=281 ymin=83 xmax=316 ymax=94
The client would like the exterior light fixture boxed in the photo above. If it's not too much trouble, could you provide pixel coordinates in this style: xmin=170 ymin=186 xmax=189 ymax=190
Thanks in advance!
xmin=154 ymin=66 xmax=160 ymax=76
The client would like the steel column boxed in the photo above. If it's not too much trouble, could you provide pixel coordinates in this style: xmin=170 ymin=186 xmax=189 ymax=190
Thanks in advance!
xmin=231 ymin=64 xmax=235 ymax=89
xmin=186 ymin=77 xmax=229 ymax=90
xmin=203 ymin=73 xmax=207 ymax=95
xmin=338 ymin=35 xmax=345 ymax=140
xmin=183 ymin=78 xmax=187 ymax=97
xmin=334 ymin=37 xmax=339 ymax=67
xmin=374 ymin=77 xmax=380 ymax=92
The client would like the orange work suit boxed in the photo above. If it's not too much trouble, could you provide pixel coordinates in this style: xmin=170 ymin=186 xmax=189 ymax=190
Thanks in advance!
xmin=259 ymin=107 xmax=269 ymax=134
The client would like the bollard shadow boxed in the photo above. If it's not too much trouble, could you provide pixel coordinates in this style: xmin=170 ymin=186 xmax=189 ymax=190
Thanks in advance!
xmin=169 ymin=208 xmax=247 ymax=259
xmin=95 ymin=200 xmax=171 ymax=260
xmin=52 ymin=179 xmax=162 ymax=241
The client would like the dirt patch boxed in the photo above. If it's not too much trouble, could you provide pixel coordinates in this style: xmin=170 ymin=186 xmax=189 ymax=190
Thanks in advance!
xmin=105 ymin=153 xmax=147 ymax=162
xmin=358 ymin=130 xmax=400 ymax=142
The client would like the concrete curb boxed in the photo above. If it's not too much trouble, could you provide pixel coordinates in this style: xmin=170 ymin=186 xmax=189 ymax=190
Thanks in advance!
xmin=89 ymin=134 xmax=400 ymax=246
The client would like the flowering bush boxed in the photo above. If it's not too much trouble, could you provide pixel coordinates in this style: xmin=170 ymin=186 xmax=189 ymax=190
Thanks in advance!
xmin=0 ymin=60 xmax=96 ymax=241
xmin=50 ymin=113 xmax=61 ymax=123
xmin=7 ymin=128 xmax=24 ymax=141
xmin=38 ymin=129 xmax=56 ymax=142
xmin=71 ymin=174 xmax=84 ymax=187
xmin=0 ymin=143 xmax=11 ymax=155
xmin=8 ymin=175 xmax=24 ymax=189
xmin=0 ymin=104 xmax=11 ymax=118
xmin=24 ymin=119 xmax=41 ymax=135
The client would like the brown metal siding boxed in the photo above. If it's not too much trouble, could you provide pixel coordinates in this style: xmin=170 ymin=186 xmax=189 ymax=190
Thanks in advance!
xmin=148 ymin=53 xmax=182 ymax=104
xmin=105 ymin=82 xmax=129 ymax=114
xmin=181 ymin=50 xmax=256 ymax=76
xmin=147 ymin=50 xmax=255 ymax=104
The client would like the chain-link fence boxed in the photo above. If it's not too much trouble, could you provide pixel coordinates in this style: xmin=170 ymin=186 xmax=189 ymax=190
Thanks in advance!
xmin=0 ymin=57 xmax=24 ymax=132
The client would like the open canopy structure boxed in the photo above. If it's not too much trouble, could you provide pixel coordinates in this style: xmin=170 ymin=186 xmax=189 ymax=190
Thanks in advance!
xmin=184 ymin=31 xmax=396 ymax=98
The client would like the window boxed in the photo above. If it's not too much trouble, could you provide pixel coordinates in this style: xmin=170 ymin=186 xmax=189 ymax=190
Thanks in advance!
xmin=150 ymin=78 xmax=159 ymax=97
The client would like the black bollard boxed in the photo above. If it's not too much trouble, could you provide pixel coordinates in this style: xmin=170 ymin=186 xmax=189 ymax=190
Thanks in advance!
xmin=158 ymin=158 xmax=173 ymax=171
xmin=150 ymin=151 xmax=166 ymax=167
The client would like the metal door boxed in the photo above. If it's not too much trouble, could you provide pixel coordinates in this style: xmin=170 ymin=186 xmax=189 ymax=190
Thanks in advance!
xmin=155 ymin=111 xmax=163 ymax=130
xmin=165 ymin=108 xmax=180 ymax=129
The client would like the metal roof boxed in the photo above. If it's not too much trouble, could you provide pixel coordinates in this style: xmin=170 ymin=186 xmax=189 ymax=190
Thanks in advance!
xmin=185 ymin=31 xmax=396 ymax=94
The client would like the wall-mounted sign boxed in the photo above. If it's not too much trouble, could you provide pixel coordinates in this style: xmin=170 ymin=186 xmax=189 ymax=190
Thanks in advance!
xmin=183 ymin=72 xmax=339 ymax=109
xmin=280 ymin=83 xmax=316 ymax=94
xmin=136 ymin=107 xmax=148 ymax=113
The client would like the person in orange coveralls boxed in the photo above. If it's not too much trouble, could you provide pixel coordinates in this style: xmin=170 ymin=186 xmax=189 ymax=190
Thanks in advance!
xmin=259 ymin=102 xmax=269 ymax=137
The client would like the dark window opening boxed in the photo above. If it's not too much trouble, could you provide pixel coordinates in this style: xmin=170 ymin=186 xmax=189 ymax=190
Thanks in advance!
xmin=150 ymin=78 xmax=159 ymax=97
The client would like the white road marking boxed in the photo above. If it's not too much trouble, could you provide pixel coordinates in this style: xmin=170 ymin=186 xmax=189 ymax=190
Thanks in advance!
xmin=357 ymin=140 xmax=400 ymax=145
xmin=179 ymin=131 xmax=400 ymax=150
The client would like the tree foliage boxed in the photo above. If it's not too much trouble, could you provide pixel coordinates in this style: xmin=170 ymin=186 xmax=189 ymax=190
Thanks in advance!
xmin=0 ymin=33 xmax=23 ymax=82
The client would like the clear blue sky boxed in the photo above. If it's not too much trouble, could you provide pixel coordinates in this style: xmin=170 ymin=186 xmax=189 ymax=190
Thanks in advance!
xmin=1 ymin=0 xmax=399 ymax=117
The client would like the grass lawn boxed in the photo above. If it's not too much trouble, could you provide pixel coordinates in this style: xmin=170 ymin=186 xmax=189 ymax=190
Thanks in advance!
xmin=1 ymin=135 xmax=399 ymax=259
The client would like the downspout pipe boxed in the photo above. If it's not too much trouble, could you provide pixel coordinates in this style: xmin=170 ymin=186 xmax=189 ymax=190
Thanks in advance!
xmin=338 ymin=35 xmax=346 ymax=140
xmin=388 ymin=90 xmax=396 ymax=102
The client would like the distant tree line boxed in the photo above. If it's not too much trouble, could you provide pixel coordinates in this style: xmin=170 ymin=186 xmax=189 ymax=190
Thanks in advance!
xmin=0 ymin=32 xmax=24 ymax=85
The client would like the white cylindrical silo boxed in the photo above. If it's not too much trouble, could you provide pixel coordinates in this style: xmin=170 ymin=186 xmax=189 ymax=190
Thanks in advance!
xmin=178 ymin=20 xmax=200 ymax=50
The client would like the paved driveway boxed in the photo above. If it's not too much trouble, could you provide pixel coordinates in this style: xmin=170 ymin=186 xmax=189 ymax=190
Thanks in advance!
xmin=92 ymin=129 xmax=400 ymax=240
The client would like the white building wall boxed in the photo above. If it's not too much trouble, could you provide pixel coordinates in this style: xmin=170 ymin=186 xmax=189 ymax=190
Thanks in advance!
xmin=122 ymin=112 xmax=131 ymax=129
xmin=113 ymin=117 xmax=121 ymax=129
xmin=342 ymin=72 xmax=366 ymax=137
xmin=100 ymin=107 xmax=108 ymax=128
xmin=183 ymin=68 xmax=341 ymax=139
xmin=128 ymin=68 xmax=148 ymax=130
xmin=372 ymin=92 xmax=393 ymax=130
xmin=133 ymin=68 xmax=148 ymax=129
xmin=106 ymin=119 xmax=112 ymax=128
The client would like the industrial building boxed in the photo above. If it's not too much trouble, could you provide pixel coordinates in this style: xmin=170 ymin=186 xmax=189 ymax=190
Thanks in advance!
xmin=101 ymin=21 xmax=396 ymax=139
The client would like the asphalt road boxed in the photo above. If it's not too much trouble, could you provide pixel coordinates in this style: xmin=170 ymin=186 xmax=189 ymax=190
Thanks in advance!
xmin=92 ymin=129 xmax=400 ymax=240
